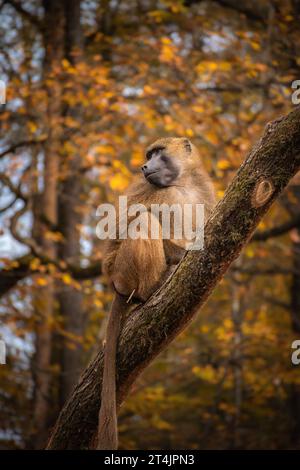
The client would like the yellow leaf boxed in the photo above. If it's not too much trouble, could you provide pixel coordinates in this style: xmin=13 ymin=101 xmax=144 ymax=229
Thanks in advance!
xmin=109 ymin=174 xmax=129 ymax=191
xmin=201 ymin=325 xmax=210 ymax=334
xmin=192 ymin=365 xmax=216 ymax=383
xmin=223 ymin=318 xmax=233 ymax=329
xmin=130 ymin=150 xmax=143 ymax=167
xmin=152 ymin=415 xmax=173 ymax=431
xmin=246 ymin=246 xmax=255 ymax=258
xmin=217 ymin=159 xmax=231 ymax=170
xmin=94 ymin=144 xmax=115 ymax=155
xmin=94 ymin=299 xmax=103 ymax=308
xmin=192 ymin=105 xmax=205 ymax=113
xmin=196 ymin=61 xmax=218 ymax=74
xmin=219 ymin=61 xmax=231 ymax=71
xmin=9 ymin=260 xmax=20 ymax=268
xmin=247 ymin=69 xmax=258 ymax=78
xmin=143 ymin=85 xmax=156 ymax=95
xmin=205 ymin=130 xmax=219 ymax=145
xmin=29 ymin=258 xmax=41 ymax=271
xmin=62 ymin=59 xmax=69 ymax=68
xmin=36 ymin=277 xmax=47 ymax=286
xmin=159 ymin=44 xmax=175 ymax=63
xmin=28 ymin=122 xmax=38 ymax=133
xmin=45 ymin=231 xmax=64 ymax=242
xmin=62 ymin=273 xmax=72 ymax=285
xmin=250 ymin=40 xmax=261 ymax=51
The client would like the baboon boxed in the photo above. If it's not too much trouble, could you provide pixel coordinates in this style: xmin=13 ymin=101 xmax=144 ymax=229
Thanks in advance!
xmin=97 ymin=137 xmax=216 ymax=449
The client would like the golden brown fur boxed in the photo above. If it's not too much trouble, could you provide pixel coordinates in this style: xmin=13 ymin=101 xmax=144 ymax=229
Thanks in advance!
xmin=97 ymin=137 xmax=216 ymax=449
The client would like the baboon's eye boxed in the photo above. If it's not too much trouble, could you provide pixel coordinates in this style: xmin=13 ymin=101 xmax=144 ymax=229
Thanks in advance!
xmin=183 ymin=139 xmax=192 ymax=153
xmin=146 ymin=146 xmax=165 ymax=160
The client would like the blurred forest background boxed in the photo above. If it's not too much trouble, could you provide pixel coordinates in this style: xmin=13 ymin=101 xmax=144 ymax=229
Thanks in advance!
xmin=0 ymin=0 xmax=300 ymax=450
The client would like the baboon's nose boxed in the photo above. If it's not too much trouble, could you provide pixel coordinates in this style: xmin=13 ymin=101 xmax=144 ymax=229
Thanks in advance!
xmin=141 ymin=164 xmax=148 ymax=173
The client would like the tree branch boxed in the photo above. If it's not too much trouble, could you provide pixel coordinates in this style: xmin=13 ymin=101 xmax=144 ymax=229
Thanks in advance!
xmin=184 ymin=0 xmax=268 ymax=23
xmin=0 ymin=138 xmax=46 ymax=160
xmin=0 ymin=254 xmax=102 ymax=297
xmin=252 ymin=213 xmax=300 ymax=241
xmin=46 ymin=107 xmax=300 ymax=450
xmin=231 ymin=266 xmax=292 ymax=276
xmin=3 ymin=0 xmax=42 ymax=30
xmin=0 ymin=173 xmax=28 ymax=202
xmin=0 ymin=254 xmax=34 ymax=295
xmin=0 ymin=195 xmax=17 ymax=213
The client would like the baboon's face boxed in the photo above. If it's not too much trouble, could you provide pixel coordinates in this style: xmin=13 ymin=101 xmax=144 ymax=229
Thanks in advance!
xmin=141 ymin=146 xmax=180 ymax=188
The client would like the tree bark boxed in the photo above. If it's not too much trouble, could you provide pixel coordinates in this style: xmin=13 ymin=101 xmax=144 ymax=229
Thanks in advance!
xmin=47 ymin=107 xmax=300 ymax=449
xmin=56 ymin=0 xmax=84 ymax=407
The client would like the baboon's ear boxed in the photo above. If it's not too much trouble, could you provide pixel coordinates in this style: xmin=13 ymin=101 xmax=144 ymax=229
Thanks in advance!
xmin=183 ymin=138 xmax=192 ymax=153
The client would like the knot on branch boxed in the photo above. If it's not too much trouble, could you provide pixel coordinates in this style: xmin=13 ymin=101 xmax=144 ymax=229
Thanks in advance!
xmin=251 ymin=178 xmax=275 ymax=208
xmin=265 ymin=115 xmax=285 ymax=134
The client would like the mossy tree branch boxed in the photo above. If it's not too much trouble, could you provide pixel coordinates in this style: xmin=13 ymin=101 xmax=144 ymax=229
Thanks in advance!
xmin=46 ymin=107 xmax=299 ymax=448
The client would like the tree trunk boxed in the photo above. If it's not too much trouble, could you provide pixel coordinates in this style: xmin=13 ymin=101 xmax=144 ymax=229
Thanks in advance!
xmin=57 ymin=0 xmax=84 ymax=406
xmin=46 ymin=107 xmax=300 ymax=449
xmin=32 ymin=0 xmax=64 ymax=449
